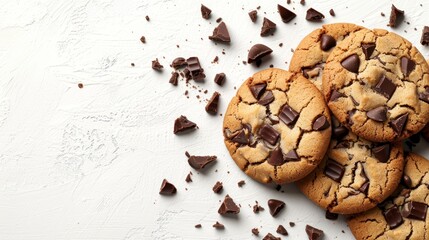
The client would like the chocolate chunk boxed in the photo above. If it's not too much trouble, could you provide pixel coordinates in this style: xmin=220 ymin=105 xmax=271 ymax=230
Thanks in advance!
xmin=212 ymin=181 xmax=223 ymax=193
xmin=183 ymin=68 xmax=191 ymax=80
xmin=258 ymin=91 xmax=275 ymax=105
xmin=289 ymin=222 xmax=295 ymax=227
xmin=421 ymin=26 xmax=429 ymax=45
xmin=329 ymin=9 xmax=335 ymax=16
xmin=247 ymin=44 xmax=273 ymax=64
xmin=187 ymin=154 xmax=217 ymax=170
xmin=212 ymin=221 xmax=224 ymax=229
xmin=306 ymin=8 xmax=325 ymax=22
xmin=383 ymin=206 xmax=403 ymax=229
xmin=140 ymin=36 xmax=146 ymax=43
xmin=372 ymin=144 xmax=390 ymax=162
xmin=249 ymin=10 xmax=257 ymax=22
xmin=174 ymin=116 xmax=197 ymax=134
xmin=195 ymin=224 xmax=202 ymax=228
xmin=285 ymin=150 xmax=299 ymax=161
xmin=201 ymin=4 xmax=211 ymax=19
xmin=205 ymin=91 xmax=220 ymax=114
xmin=332 ymin=126 xmax=349 ymax=140
xmin=237 ymin=180 xmax=245 ymax=187
xmin=268 ymin=199 xmax=285 ymax=217
xmin=325 ymin=210 xmax=338 ymax=220
xmin=374 ymin=75 xmax=396 ymax=99
xmin=276 ymin=225 xmax=288 ymax=236
xmin=159 ymin=179 xmax=177 ymax=195
xmin=214 ymin=73 xmax=226 ymax=86
xmin=402 ymin=201 xmax=428 ymax=221
xmin=169 ymin=72 xmax=179 ymax=86
xmin=259 ymin=124 xmax=280 ymax=145
xmin=216 ymin=17 xmax=222 ymax=23
xmin=313 ymin=115 xmax=330 ymax=131
xmin=348 ymin=109 xmax=356 ymax=125
xmin=185 ymin=172 xmax=192 ymax=183
xmin=403 ymin=175 xmax=412 ymax=188
xmin=218 ymin=194 xmax=240 ymax=214
xmin=277 ymin=4 xmax=296 ymax=23
xmin=341 ymin=54 xmax=360 ymax=73
xmin=279 ymin=104 xmax=299 ymax=126
xmin=359 ymin=182 xmax=370 ymax=194
xmin=187 ymin=57 xmax=206 ymax=81
xmin=362 ymin=43 xmax=376 ymax=60
xmin=419 ymin=88 xmax=429 ymax=103
xmin=305 ymin=225 xmax=324 ymax=240
xmin=320 ymin=34 xmax=336 ymax=51
xmin=261 ymin=17 xmax=276 ymax=36
xmin=253 ymin=202 xmax=265 ymax=213
xmin=152 ymin=58 xmax=164 ymax=71
xmin=263 ymin=233 xmax=281 ymax=240
xmin=329 ymin=90 xmax=345 ymax=101
xmin=324 ymin=159 xmax=345 ymax=182
xmin=300 ymin=0 xmax=305 ymax=5
xmin=388 ymin=4 xmax=404 ymax=28
xmin=250 ymin=84 xmax=267 ymax=100
xmin=171 ymin=57 xmax=187 ymax=69
xmin=252 ymin=228 xmax=259 ymax=235
xmin=367 ymin=106 xmax=387 ymax=122
xmin=209 ymin=22 xmax=231 ymax=43
xmin=231 ymin=129 xmax=249 ymax=144
xmin=390 ymin=113 xmax=408 ymax=134
xmin=268 ymin=148 xmax=285 ymax=166
xmin=400 ymin=57 xmax=416 ymax=77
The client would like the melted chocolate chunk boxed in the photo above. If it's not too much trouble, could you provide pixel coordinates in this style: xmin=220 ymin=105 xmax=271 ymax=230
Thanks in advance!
xmin=159 ymin=179 xmax=177 ymax=195
xmin=263 ymin=233 xmax=281 ymax=240
xmin=249 ymin=83 xmax=267 ymax=99
xmin=419 ymin=88 xmax=429 ymax=103
xmin=372 ymin=144 xmax=390 ymax=163
xmin=169 ymin=72 xmax=179 ymax=86
xmin=313 ymin=115 xmax=330 ymax=131
xmin=279 ymin=104 xmax=299 ymax=126
xmin=400 ymin=57 xmax=416 ymax=77
xmin=390 ymin=113 xmax=408 ymax=134
xmin=359 ymin=182 xmax=370 ymax=194
xmin=174 ymin=116 xmax=197 ymax=134
xmin=261 ymin=17 xmax=276 ymax=36
xmin=247 ymin=44 xmax=273 ymax=64
xmin=324 ymin=159 xmax=345 ymax=182
xmin=284 ymin=149 xmax=299 ymax=161
xmin=218 ymin=194 xmax=240 ymax=214
xmin=362 ymin=43 xmax=376 ymax=60
xmin=187 ymin=154 xmax=217 ymax=170
xmin=268 ymin=199 xmax=285 ymax=217
xmin=374 ymin=75 xmax=396 ymax=99
xmin=383 ymin=206 xmax=403 ymax=229
xmin=268 ymin=147 xmax=285 ymax=166
xmin=325 ymin=210 xmax=339 ymax=220
xmin=330 ymin=90 xmax=345 ymax=101
xmin=277 ymin=4 xmax=296 ymax=23
xmin=367 ymin=106 xmax=387 ymax=122
xmin=152 ymin=58 xmax=164 ymax=71
xmin=259 ymin=124 xmax=280 ymax=145
xmin=320 ymin=34 xmax=336 ymax=51
xmin=306 ymin=8 xmax=325 ymax=22
xmin=402 ymin=201 xmax=428 ymax=221
xmin=341 ymin=54 xmax=360 ymax=73
xmin=305 ymin=225 xmax=324 ymax=240
xmin=402 ymin=175 xmax=412 ymax=188
xmin=209 ymin=22 xmax=231 ymax=43
xmin=205 ymin=91 xmax=220 ymax=114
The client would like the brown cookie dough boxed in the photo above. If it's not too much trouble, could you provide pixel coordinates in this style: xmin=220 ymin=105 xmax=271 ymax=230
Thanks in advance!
xmin=323 ymin=28 xmax=429 ymax=142
xmin=289 ymin=23 xmax=364 ymax=91
xmin=223 ymin=68 xmax=331 ymax=184
xmin=348 ymin=153 xmax=429 ymax=240
xmin=297 ymin=118 xmax=404 ymax=214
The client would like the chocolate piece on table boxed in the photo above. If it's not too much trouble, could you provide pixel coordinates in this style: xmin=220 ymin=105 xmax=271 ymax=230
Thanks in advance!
xmin=140 ymin=36 xmax=146 ymax=43
xmin=187 ymin=154 xmax=216 ymax=170
xmin=249 ymin=10 xmax=257 ymax=22
xmin=171 ymin=57 xmax=187 ymax=69
xmin=374 ymin=75 xmax=396 ymax=99
xmin=313 ymin=115 xmax=330 ymax=131
xmin=218 ymin=194 xmax=240 ymax=214
xmin=247 ymin=44 xmax=273 ymax=64
xmin=402 ymin=201 xmax=428 ymax=221
xmin=390 ymin=113 xmax=408 ymax=134
xmin=388 ymin=4 xmax=404 ymax=28
xmin=276 ymin=225 xmax=288 ymax=235
xmin=249 ymin=83 xmax=267 ymax=99
xmin=263 ymin=233 xmax=281 ymax=240
xmin=259 ymin=124 xmax=280 ymax=145
xmin=279 ymin=104 xmax=299 ymax=126
xmin=329 ymin=9 xmax=335 ymax=16
xmin=402 ymin=175 xmax=412 ymax=188
xmin=214 ymin=73 xmax=226 ymax=86
xmin=306 ymin=8 xmax=325 ymax=22
xmin=205 ymin=91 xmax=220 ymax=114
xmin=174 ymin=115 xmax=197 ymax=134
xmin=169 ymin=72 xmax=179 ymax=86
xmin=277 ymin=4 xmax=296 ymax=23
xmin=212 ymin=181 xmax=223 ymax=193
xmin=367 ymin=106 xmax=387 ymax=122
xmin=341 ymin=54 xmax=360 ymax=73
xmin=324 ymin=159 xmax=345 ymax=182
xmin=258 ymin=91 xmax=274 ymax=105
xmin=159 ymin=179 xmax=177 ymax=195
xmin=237 ymin=180 xmax=245 ymax=187
xmin=268 ymin=199 xmax=285 ymax=217
xmin=185 ymin=172 xmax=192 ymax=183
xmin=186 ymin=57 xmax=205 ymax=81
xmin=362 ymin=43 xmax=376 ymax=60
xmin=383 ymin=206 xmax=403 ymax=229
xmin=145 ymin=15 xmax=150 ymax=21
xmin=253 ymin=202 xmax=264 ymax=213
xmin=209 ymin=22 xmax=231 ymax=43
xmin=212 ymin=221 xmax=224 ymax=229
xmin=201 ymin=4 xmax=211 ymax=19
xmin=251 ymin=228 xmax=259 ymax=235
xmin=261 ymin=17 xmax=276 ymax=36
xmin=372 ymin=144 xmax=390 ymax=163
xmin=152 ymin=58 xmax=164 ymax=71
xmin=305 ymin=225 xmax=324 ymax=240
xmin=329 ymin=90 xmax=345 ymax=101
xmin=421 ymin=26 xmax=429 ymax=45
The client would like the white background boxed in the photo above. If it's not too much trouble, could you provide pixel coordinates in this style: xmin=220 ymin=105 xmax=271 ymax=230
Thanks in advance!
xmin=1 ymin=0 xmax=429 ymax=239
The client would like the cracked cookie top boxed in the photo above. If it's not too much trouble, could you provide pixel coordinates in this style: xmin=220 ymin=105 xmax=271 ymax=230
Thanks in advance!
xmin=289 ymin=23 xmax=364 ymax=91
xmin=296 ymin=118 xmax=404 ymax=215
xmin=322 ymin=28 xmax=429 ymax=142
xmin=223 ymin=68 xmax=331 ymax=184
xmin=348 ymin=153 xmax=429 ymax=240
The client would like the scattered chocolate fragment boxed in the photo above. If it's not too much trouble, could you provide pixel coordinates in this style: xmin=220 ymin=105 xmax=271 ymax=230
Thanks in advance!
xmin=253 ymin=201 xmax=265 ymax=213
xmin=169 ymin=72 xmax=179 ymax=86
xmin=306 ymin=225 xmax=324 ymax=240
xmin=279 ymin=104 xmax=299 ymax=126
xmin=313 ymin=115 xmax=330 ymax=131
xmin=284 ymin=149 xmax=299 ymax=161
xmin=152 ymin=58 xmax=164 ymax=71
xmin=276 ymin=225 xmax=288 ymax=236
xmin=213 ymin=221 xmax=225 ymax=229
xmin=402 ymin=175 xmax=412 ymax=188
xmin=252 ymin=228 xmax=260 ymax=236
xmin=367 ymin=106 xmax=387 ymax=122
xmin=383 ymin=206 xmax=403 ymax=229
xmin=388 ymin=4 xmax=404 ymax=28
xmin=174 ymin=116 xmax=197 ymax=134
xmin=300 ymin=0 xmax=305 ymax=5
xmin=218 ymin=194 xmax=240 ymax=215
xmin=402 ymin=201 xmax=428 ymax=221
xmin=400 ymin=57 xmax=416 ymax=77
xmin=287 ymin=0 xmax=291 ymax=4
xmin=205 ymin=91 xmax=220 ymax=114
xmin=277 ymin=4 xmax=296 ymax=23
xmin=268 ymin=147 xmax=285 ymax=166
xmin=374 ymin=75 xmax=396 ymax=99
xmin=130 ymin=63 xmax=135 ymax=67
xmin=372 ymin=144 xmax=390 ymax=162
xmin=332 ymin=126 xmax=348 ymax=140
xmin=390 ymin=113 xmax=408 ymax=134
xmin=247 ymin=44 xmax=273 ymax=65
xmin=78 ymin=83 xmax=83 ymax=89
xmin=325 ymin=210 xmax=339 ymax=220
xmin=341 ymin=54 xmax=360 ymax=73
xmin=306 ymin=8 xmax=325 ymax=22
xmin=187 ymin=57 xmax=206 ymax=81
xmin=329 ymin=9 xmax=335 ymax=16
xmin=212 ymin=181 xmax=223 ymax=193
xmin=201 ymin=4 xmax=211 ymax=19
xmin=268 ymin=199 xmax=285 ymax=217
xmin=421 ymin=26 xmax=429 ymax=45
xmin=248 ymin=10 xmax=258 ymax=22
xmin=187 ymin=154 xmax=217 ymax=170
xmin=214 ymin=73 xmax=226 ymax=86
xmin=263 ymin=233 xmax=281 ymax=240
xmin=171 ymin=57 xmax=187 ymax=69
xmin=259 ymin=124 xmax=280 ymax=145
xmin=329 ymin=90 xmax=345 ymax=101
xmin=195 ymin=224 xmax=202 ymax=228
xmin=419 ymin=88 xmax=429 ymax=103
xmin=209 ymin=22 xmax=231 ymax=43
xmin=159 ymin=179 xmax=177 ymax=195
xmin=237 ymin=180 xmax=246 ymax=187
xmin=381 ymin=12 xmax=385 ymax=17
xmin=140 ymin=36 xmax=146 ymax=43
xmin=362 ymin=43 xmax=376 ymax=60
xmin=261 ymin=17 xmax=276 ymax=36
xmin=258 ymin=91 xmax=275 ymax=105
xmin=320 ymin=34 xmax=336 ymax=51
xmin=145 ymin=15 xmax=150 ymax=21
xmin=289 ymin=222 xmax=295 ymax=227
xmin=324 ymin=159 xmax=345 ymax=182
xmin=216 ymin=17 xmax=222 ymax=23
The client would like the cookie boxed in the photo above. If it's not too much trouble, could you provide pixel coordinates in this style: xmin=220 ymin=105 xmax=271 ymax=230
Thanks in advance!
xmin=323 ymin=28 xmax=429 ymax=142
xmin=296 ymin=118 xmax=404 ymax=214
xmin=223 ymin=68 xmax=331 ymax=184
xmin=348 ymin=153 xmax=429 ymax=240
xmin=289 ymin=23 xmax=364 ymax=91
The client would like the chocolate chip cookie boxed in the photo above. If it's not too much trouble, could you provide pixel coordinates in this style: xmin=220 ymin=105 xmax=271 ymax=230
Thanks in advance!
xmin=289 ymin=23 xmax=364 ymax=91
xmin=348 ymin=153 xmax=429 ymax=240
xmin=223 ymin=68 xmax=332 ymax=184
xmin=323 ymin=28 xmax=429 ymax=142
xmin=297 ymin=118 xmax=404 ymax=214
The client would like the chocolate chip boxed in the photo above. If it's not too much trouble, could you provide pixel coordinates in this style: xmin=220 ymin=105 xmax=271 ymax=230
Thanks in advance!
xmin=324 ymin=159 xmax=345 ymax=182
xmin=187 ymin=154 xmax=217 ymax=170
xmin=185 ymin=172 xmax=192 ymax=183
xmin=268 ymin=147 xmax=285 ymax=166
xmin=253 ymin=201 xmax=265 ymax=213
xmin=388 ymin=4 xmax=404 ymax=28
xmin=313 ymin=115 xmax=330 ymax=131
xmin=383 ymin=206 xmax=403 ymax=229
xmin=419 ymin=88 xmax=429 ymax=103
xmin=402 ymin=201 xmax=428 ymax=221
xmin=261 ymin=17 xmax=276 ymax=36
xmin=152 ymin=58 xmax=164 ymax=71
xmin=279 ymin=104 xmax=299 ymax=126
xmin=237 ymin=180 xmax=245 ymax=187
xmin=171 ymin=57 xmax=187 ymax=69
xmin=332 ymin=126 xmax=349 ymax=140
xmin=277 ymin=4 xmax=296 ymax=23
xmin=320 ymin=34 xmax=336 ymax=51
xmin=218 ymin=194 xmax=240 ymax=215
xmin=400 ymin=57 xmax=416 ymax=77
xmin=359 ymin=182 xmax=370 ymax=194
xmin=187 ymin=57 xmax=206 ymax=81
xmin=403 ymin=175 xmax=412 ymax=188
xmin=306 ymin=8 xmax=325 ymax=22
xmin=362 ymin=43 xmax=376 ymax=60
xmin=216 ymin=17 xmax=222 ymax=23
xmin=372 ymin=144 xmax=390 ymax=163
xmin=390 ymin=113 xmax=408 ymax=134
xmin=195 ymin=224 xmax=202 ymax=228
xmin=289 ymin=222 xmax=295 ymax=227
xmin=230 ymin=129 xmax=249 ymax=144
xmin=325 ymin=210 xmax=338 ymax=220
xmin=276 ymin=225 xmax=288 ymax=236
xmin=367 ymin=106 xmax=387 ymax=122
xmin=300 ymin=0 xmax=305 ymax=5
xmin=374 ymin=75 xmax=396 ymax=99
xmin=247 ymin=44 xmax=273 ymax=64
xmin=421 ymin=26 xmax=429 ymax=45
xmin=214 ymin=73 xmax=226 ymax=86
xmin=140 ymin=36 xmax=146 ymax=43
xmin=159 ymin=179 xmax=177 ymax=195
xmin=251 ymin=228 xmax=259 ymax=236
xmin=209 ymin=22 xmax=231 ymax=43
xmin=263 ymin=233 xmax=281 ymax=240
xmin=329 ymin=9 xmax=335 ymax=16
xmin=145 ymin=15 xmax=150 ymax=21
xmin=305 ymin=225 xmax=324 ymax=240
xmin=329 ymin=90 xmax=345 ymax=101
xmin=212 ymin=221 xmax=224 ymax=229
xmin=201 ymin=4 xmax=211 ymax=19
xmin=174 ymin=115 xmax=197 ymax=134
xmin=285 ymin=150 xmax=299 ymax=161
xmin=341 ymin=54 xmax=360 ymax=73
xmin=259 ymin=124 xmax=280 ymax=145
xmin=249 ymin=83 xmax=267 ymax=100
xmin=212 ymin=181 xmax=223 ymax=193
xmin=205 ymin=91 xmax=220 ymax=114
xmin=268 ymin=199 xmax=285 ymax=217
xmin=169 ymin=72 xmax=179 ymax=86
xmin=258 ymin=91 xmax=275 ymax=105
xmin=248 ymin=10 xmax=257 ymax=22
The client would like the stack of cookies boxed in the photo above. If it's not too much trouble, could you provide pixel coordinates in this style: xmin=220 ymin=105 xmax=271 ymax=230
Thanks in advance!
xmin=223 ymin=23 xmax=429 ymax=239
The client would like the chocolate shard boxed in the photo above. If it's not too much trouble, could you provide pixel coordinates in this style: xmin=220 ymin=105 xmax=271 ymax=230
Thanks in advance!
xmin=212 ymin=181 xmax=223 ymax=193
xmin=421 ymin=26 xmax=429 ymax=45
xmin=374 ymin=75 xmax=396 ymax=99
xmin=212 ymin=221 xmax=224 ymax=229
xmin=248 ymin=10 xmax=257 ymax=22
xmin=169 ymin=72 xmax=179 ymax=86
xmin=320 ymin=34 xmax=336 ymax=51
xmin=388 ymin=4 xmax=404 ymax=28
xmin=205 ymin=91 xmax=220 ymax=114
xmin=324 ymin=159 xmax=345 ymax=182
xmin=277 ymin=4 xmax=296 ymax=23
xmin=231 ymin=129 xmax=249 ymax=144
xmin=171 ymin=57 xmax=187 ymax=69
xmin=313 ymin=115 xmax=330 ymax=131
xmin=194 ymin=224 xmax=202 ymax=228
xmin=201 ymin=4 xmax=211 ymax=19
xmin=305 ymin=225 xmax=324 ymax=240
xmin=279 ymin=104 xmax=299 ymax=126
xmin=372 ymin=144 xmax=390 ymax=163
xmin=251 ymin=228 xmax=259 ymax=236
xmin=209 ymin=22 xmax=231 ymax=43
xmin=237 ymin=180 xmax=245 ymax=187
xmin=261 ymin=17 xmax=276 ymax=36
xmin=341 ymin=54 xmax=360 ymax=73
xmin=325 ymin=210 xmax=339 ymax=220
xmin=187 ymin=154 xmax=217 ymax=170
xmin=263 ymin=233 xmax=281 ymax=240
xmin=218 ymin=194 xmax=240 ymax=215
xmin=359 ymin=182 xmax=370 ymax=194
xmin=249 ymin=83 xmax=267 ymax=99
xmin=362 ymin=43 xmax=376 ymax=60
xmin=330 ymin=90 xmax=345 ymax=101
xmin=268 ymin=147 xmax=285 ymax=166
xmin=306 ymin=8 xmax=325 ymax=22
xmin=258 ymin=91 xmax=275 ymax=105
xmin=390 ymin=113 xmax=408 ymax=134
xmin=159 ymin=179 xmax=177 ymax=195
xmin=400 ymin=57 xmax=416 ymax=77
xmin=419 ymin=88 xmax=429 ymax=103
xmin=332 ymin=126 xmax=349 ymax=140
xmin=276 ymin=224 xmax=288 ymax=236
xmin=367 ymin=106 xmax=387 ymax=122
xmin=329 ymin=9 xmax=335 ymax=16
xmin=268 ymin=199 xmax=285 ymax=217
xmin=214 ymin=73 xmax=226 ymax=86
xmin=259 ymin=124 xmax=280 ymax=145
xmin=152 ymin=58 xmax=164 ymax=71
xmin=284 ymin=149 xmax=299 ymax=161
xmin=403 ymin=175 xmax=412 ymax=188
xmin=383 ymin=206 xmax=403 ymax=229
xmin=186 ymin=57 xmax=206 ymax=81
xmin=247 ymin=44 xmax=273 ymax=64
xmin=185 ymin=172 xmax=192 ymax=183
xmin=174 ymin=115 xmax=197 ymax=134
xmin=402 ymin=201 xmax=428 ymax=221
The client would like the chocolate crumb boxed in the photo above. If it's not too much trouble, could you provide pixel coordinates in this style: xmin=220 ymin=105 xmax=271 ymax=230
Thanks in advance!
xmin=159 ymin=179 xmax=177 ymax=195
xmin=287 ymin=0 xmax=291 ymax=3
xmin=237 ymin=180 xmax=245 ymax=187
xmin=130 ymin=63 xmax=135 ymax=67
xmin=78 ymin=83 xmax=83 ymax=89
xmin=329 ymin=9 xmax=335 ymax=16
xmin=140 ymin=36 xmax=146 ymax=43
xmin=421 ymin=26 xmax=429 ymax=45
xmin=252 ymin=228 xmax=259 ymax=236
xmin=195 ymin=224 xmax=202 ymax=228
xmin=216 ymin=17 xmax=222 ymax=23
xmin=145 ymin=15 xmax=150 ymax=21
xmin=201 ymin=4 xmax=211 ymax=19
xmin=152 ymin=58 xmax=164 ymax=71
xmin=289 ymin=222 xmax=295 ymax=227
xmin=279 ymin=43 xmax=283 ymax=47
xmin=169 ymin=72 xmax=179 ymax=86
xmin=212 ymin=56 xmax=219 ymax=63
xmin=256 ymin=6 xmax=261 ymax=10
xmin=212 ymin=221 xmax=224 ymax=229
xmin=249 ymin=10 xmax=257 ymax=22
xmin=212 ymin=181 xmax=223 ymax=193
xmin=253 ymin=201 xmax=265 ymax=213
xmin=185 ymin=172 xmax=193 ymax=183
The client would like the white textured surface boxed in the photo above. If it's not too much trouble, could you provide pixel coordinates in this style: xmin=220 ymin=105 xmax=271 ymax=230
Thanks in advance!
xmin=1 ymin=0 xmax=429 ymax=239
